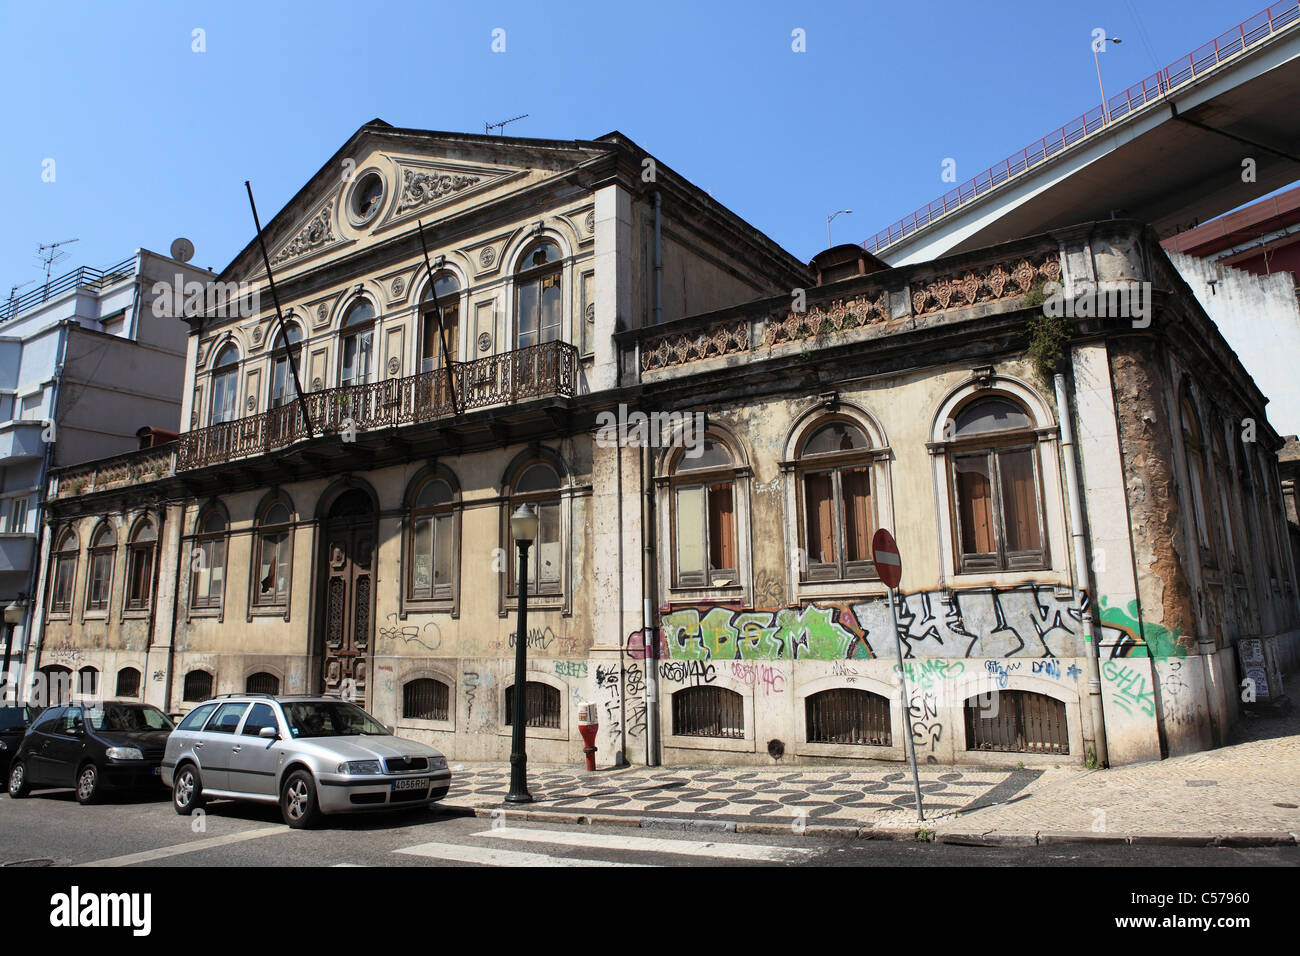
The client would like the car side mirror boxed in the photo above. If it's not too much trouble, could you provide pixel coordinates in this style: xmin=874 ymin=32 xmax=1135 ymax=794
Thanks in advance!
xmin=258 ymin=726 xmax=280 ymax=740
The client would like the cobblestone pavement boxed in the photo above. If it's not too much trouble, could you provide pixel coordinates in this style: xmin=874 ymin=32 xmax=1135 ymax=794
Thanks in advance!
xmin=441 ymin=706 xmax=1300 ymax=840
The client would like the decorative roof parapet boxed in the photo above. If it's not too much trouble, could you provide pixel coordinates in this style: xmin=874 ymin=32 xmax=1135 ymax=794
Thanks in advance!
xmin=911 ymin=255 xmax=1060 ymax=315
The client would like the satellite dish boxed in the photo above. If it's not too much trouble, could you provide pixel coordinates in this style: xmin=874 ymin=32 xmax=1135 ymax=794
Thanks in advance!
xmin=170 ymin=238 xmax=195 ymax=263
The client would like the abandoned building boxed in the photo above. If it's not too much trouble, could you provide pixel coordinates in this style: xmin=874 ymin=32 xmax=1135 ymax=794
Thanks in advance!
xmin=20 ymin=121 xmax=1300 ymax=770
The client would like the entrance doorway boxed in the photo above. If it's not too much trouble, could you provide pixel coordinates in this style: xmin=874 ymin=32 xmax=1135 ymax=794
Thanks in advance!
xmin=318 ymin=489 xmax=376 ymax=704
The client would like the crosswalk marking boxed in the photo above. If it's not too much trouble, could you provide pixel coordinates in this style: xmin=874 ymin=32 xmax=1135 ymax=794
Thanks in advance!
xmin=475 ymin=826 xmax=816 ymax=862
xmin=395 ymin=841 xmax=646 ymax=867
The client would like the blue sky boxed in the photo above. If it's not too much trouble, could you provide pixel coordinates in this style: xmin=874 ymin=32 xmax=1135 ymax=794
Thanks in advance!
xmin=0 ymin=0 xmax=1284 ymax=291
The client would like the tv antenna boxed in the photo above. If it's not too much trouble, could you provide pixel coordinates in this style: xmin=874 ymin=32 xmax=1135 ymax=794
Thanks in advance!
xmin=6 ymin=279 xmax=35 ymax=308
xmin=36 ymin=238 xmax=79 ymax=280
xmin=485 ymin=113 xmax=528 ymax=136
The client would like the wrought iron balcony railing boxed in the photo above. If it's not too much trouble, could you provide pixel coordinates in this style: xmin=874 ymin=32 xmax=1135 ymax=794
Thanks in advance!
xmin=177 ymin=340 xmax=578 ymax=470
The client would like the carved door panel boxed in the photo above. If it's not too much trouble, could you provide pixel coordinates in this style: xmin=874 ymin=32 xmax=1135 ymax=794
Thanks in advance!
xmin=320 ymin=520 xmax=375 ymax=704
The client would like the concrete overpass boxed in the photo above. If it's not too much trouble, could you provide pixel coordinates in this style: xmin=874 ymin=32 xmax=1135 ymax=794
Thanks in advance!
xmin=868 ymin=2 xmax=1300 ymax=266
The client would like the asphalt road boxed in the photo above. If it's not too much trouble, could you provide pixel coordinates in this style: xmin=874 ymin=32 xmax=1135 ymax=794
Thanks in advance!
xmin=0 ymin=784 xmax=1295 ymax=867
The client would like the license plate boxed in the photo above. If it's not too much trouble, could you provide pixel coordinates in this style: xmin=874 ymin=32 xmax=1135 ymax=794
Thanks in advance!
xmin=392 ymin=777 xmax=429 ymax=792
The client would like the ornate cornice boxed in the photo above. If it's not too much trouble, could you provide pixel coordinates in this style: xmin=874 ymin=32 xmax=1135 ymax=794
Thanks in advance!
xmin=395 ymin=169 xmax=482 ymax=213
xmin=272 ymin=202 xmax=336 ymax=265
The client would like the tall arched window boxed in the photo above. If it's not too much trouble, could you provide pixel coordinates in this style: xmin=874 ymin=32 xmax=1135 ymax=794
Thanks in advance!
xmin=209 ymin=343 xmax=240 ymax=425
xmin=421 ymin=274 xmax=460 ymax=372
xmin=407 ymin=476 xmax=457 ymax=603
xmin=85 ymin=522 xmax=116 ymax=612
xmin=115 ymin=667 xmax=142 ymax=698
xmin=339 ymin=299 xmax=375 ymax=387
xmin=670 ymin=439 xmax=738 ymax=588
xmin=191 ymin=507 xmax=228 ymax=610
xmin=797 ymin=420 xmax=875 ymax=581
xmin=515 ymin=240 xmax=563 ymax=348
xmin=508 ymin=462 xmax=562 ymax=596
xmin=948 ymin=397 xmax=1046 ymax=572
xmin=126 ymin=517 xmax=157 ymax=610
xmin=269 ymin=322 xmax=304 ymax=408
xmin=183 ymin=669 xmax=214 ymax=702
xmin=1180 ymin=391 xmax=1212 ymax=555
xmin=253 ymin=500 xmax=293 ymax=608
xmin=49 ymin=528 xmax=79 ymax=614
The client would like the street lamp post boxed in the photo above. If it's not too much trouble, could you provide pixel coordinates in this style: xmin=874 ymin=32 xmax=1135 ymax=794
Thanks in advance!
xmin=1093 ymin=37 xmax=1122 ymax=124
xmin=506 ymin=502 xmax=539 ymax=804
xmin=826 ymin=209 xmax=852 ymax=248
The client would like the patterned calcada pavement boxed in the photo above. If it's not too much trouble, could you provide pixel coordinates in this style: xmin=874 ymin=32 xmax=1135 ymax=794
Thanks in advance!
xmin=439 ymin=763 xmax=1058 ymax=828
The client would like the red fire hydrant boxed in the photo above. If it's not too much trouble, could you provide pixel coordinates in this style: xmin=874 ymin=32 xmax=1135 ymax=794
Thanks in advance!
xmin=577 ymin=702 xmax=598 ymax=771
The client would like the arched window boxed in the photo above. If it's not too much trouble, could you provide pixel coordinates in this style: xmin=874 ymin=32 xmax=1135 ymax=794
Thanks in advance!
xmin=209 ymin=343 xmax=240 ymax=425
xmin=76 ymin=666 xmax=99 ymax=697
xmin=253 ymin=500 xmax=293 ymax=607
xmin=183 ymin=669 xmax=214 ymax=702
xmin=115 ymin=667 xmax=142 ymax=698
xmin=421 ymin=274 xmax=460 ymax=372
xmin=407 ymin=476 xmax=457 ymax=603
xmin=38 ymin=665 xmax=73 ymax=706
xmin=191 ymin=507 xmax=227 ymax=610
xmin=948 ymin=397 xmax=1046 ymax=572
xmin=246 ymin=671 xmax=280 ymax=695
xmin=403 ymin=678 xmax=450 ymax=721
xmin=126 ymin=518 xmax=157 ymax=610
xmin=672 ymin=686 xmax=744 ymax=738
xmin=965 ymin=690 xmax=1068 ymax=754
xmin=1180 ymin=392 xmax=1212 ymax=554
xmin=508 ymin=463 xmax=562 ymax=597
xmin=85 ymin=522 xmax=116 ymax=612
xmin=339 ymin=299 xmax=375 ymax=387
xmin=504 ymin=681 xmax=561 ymax=729
xmin=515 ymin=240 xmax=563 ymax=348
xmin=805 ymin=688 xmax=892 ymax=745
xmin=798 ymin=421 xmax=875 ymax=582
xmin=269 ymin=322 xmax=304 ymax=409
xmin=670 ymin=439 xmax=738 ymax=588
xmin=49 ymin=528 xmax=78 ymax=614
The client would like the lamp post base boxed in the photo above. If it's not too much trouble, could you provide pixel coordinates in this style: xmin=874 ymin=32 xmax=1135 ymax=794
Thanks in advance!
xmin=505 ymin=753 xmax=532 ymax=803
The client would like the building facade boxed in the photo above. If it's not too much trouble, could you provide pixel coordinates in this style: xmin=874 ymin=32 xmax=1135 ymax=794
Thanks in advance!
xmin=24 ymin=123 xmax=1300 ymax=770
xmin=0 ymin=249 xmax=213 ymax=684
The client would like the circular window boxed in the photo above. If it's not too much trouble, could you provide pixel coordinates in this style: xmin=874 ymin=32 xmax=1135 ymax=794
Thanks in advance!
xmin=348 ymin=172 xmax=385 ymax=225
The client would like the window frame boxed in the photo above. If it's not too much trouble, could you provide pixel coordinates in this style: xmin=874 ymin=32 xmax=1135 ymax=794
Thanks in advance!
xmin=182 ymin=669 xmax=215 ymax=703
xmin=403 ymin=472 xmax=460 ymax=612
xmin=505 ymin=462 xmax=564 ymax=601
xmin=250 ymin=498 xmax=293 ymax=614
xmin=84 ymin=521 xmax=117 ymax=615
xmin=208 ymin=343 xmax=240 ymax=426
xmin=513 ymin=239 xmax=564 ymax=350
xmin=795 ymin=421 xmax=878 ymax=583
xmin=125 ymin=517 xmax=157 ymax=612
xmin=48 ymin=528 xmax=79 ymax=617
xmin=115 ymin=667 xmax=142 ymax=698
xmin=666 ymin=439 xmax=742 ymax=591
xmin=189 ymin=506 xmax=228 ymax=616
xmin=338 ymin=299 xmax=376 ymax=388
xmin=420 ymin=273 xmax=461 ymax=372
xmin=268 ymin=321 xmax=304 ymax=411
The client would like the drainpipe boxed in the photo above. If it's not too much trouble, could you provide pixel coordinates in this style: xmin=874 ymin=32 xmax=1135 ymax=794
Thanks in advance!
xmin=641 ymin=442 xmax=660 ymax=766
xmin=613 ymin=439 xmax=628 ymax=767
xmin=1054 ymin=372 xmax=1109 ymax=768
xmin=23 ymin=320 xmax=72 ymax=695
xmin=653 ymin=192 xmax=663 ymax=327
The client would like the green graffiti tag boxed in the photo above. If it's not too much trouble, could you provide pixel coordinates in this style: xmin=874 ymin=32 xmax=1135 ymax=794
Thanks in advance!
xmin=1101 ymin=658 xmax=1156 ymax=717
xmin=662 ymin=604 xmax=865 ymax=661
xmin=1098 ymin=597 xmax=1187 ymax=659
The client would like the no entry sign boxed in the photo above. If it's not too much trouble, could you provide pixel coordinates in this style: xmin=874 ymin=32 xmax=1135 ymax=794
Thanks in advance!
xmin=871 ymin=528 xmax=902 ymax=589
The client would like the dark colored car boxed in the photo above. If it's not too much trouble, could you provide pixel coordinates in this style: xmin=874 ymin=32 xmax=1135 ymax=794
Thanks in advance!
xmin=7 ymin=700 xmax=175 ymax=804
xmin=0 ymin=705 xmax=39 ymax=775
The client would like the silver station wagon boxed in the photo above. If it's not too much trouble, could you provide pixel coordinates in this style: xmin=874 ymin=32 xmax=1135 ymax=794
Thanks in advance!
xmin=161 ymin=694 xmax=451 ymax=828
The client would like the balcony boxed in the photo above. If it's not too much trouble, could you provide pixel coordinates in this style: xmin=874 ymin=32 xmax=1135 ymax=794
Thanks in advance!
xmin=0 ymin=534 xmax=36 ymax=573
xmin=0 ymin=420 xmax=48 ymax=461
xmin=178 ymin=340 xmax=578 ymax=471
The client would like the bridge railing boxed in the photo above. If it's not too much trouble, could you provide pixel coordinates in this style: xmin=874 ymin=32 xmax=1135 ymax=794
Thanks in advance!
xmin=863 ymin=0 xmax=1300 ymax=255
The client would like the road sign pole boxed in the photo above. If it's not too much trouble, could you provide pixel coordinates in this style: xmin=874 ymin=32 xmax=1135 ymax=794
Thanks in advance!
xmin=888 ymin=586 xmax=926 ymax=823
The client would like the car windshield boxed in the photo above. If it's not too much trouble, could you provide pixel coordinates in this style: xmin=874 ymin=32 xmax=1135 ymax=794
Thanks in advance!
xmin=282 ymin=701 xmax=389 ymax=739
xmin=0 ymin=706 xmax=35 ymax=731
xmin=85 ymin=704 xmax=175 ymax=732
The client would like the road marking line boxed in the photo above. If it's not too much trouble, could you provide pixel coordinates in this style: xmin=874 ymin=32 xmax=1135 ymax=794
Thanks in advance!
xmin=476 ymin=827 xmax=815 ymax=862
xmin=395 ymin=842 xmax=646 ymax=867
xmin=77 ymin=826 xmax=285 ymax=867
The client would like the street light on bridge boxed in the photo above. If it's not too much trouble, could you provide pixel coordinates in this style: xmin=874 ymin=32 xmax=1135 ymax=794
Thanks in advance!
xmin=1094 ymin=36 xmax=1122 ymax=124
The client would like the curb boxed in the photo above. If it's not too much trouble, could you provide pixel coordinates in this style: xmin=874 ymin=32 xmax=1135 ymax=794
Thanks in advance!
xmin=431 ymin=804 xmax=1299 ymax=848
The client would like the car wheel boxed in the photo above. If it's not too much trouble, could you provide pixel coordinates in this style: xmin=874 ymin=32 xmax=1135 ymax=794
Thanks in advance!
xmin=172 ymin=763 xmax=205 ymax=816
xmin=7 ymin=760 xmax=30 ymax=798
xmin=280 ymin=770 xmax=320 ymax=829
xmin=75 ymin=763 xmax=101 ymax=805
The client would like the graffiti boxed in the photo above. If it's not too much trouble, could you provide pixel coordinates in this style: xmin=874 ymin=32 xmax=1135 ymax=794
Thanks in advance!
xmin=378 ymin=614 xmax=442 ymax=652
xmin=908 ymin=690 xmax=942 ymax=757
xmin=895 ymin=659 xmax=965 ymax=689
xmin=508 ymin=627 xmax=565 ymax=652
xmin=1159 ymin=659 xmax=1195 ymax=725
xmin=1102 ymin=659 xmax=1156 ymax=718
xmin=464 ymin=671 xmax=480 ymax=721
xmin=984 ymin=660 xmax=1023 ymax=688
xmin=663 ymin=604 xmax=866 ymax=661
xmin=1031 ymin=659 xmax=1061 ymax=679
xmin=658 ymin=659 xmax=716 ymax=686
xmin=624 ymin=628 xmax=668 ymax=661
xmin=152 ymin=670 xmax=164 ymax=682
xmin=1067 ymin=664 xmax=1082 ymax=680
xmin=626 ymin=663 xmax=646 ymax=738
xmin=45 ymin=640 xmax=87 ymax=668
xmin=554 ymin=660 xmax=588 ymax=679
xmin=596 ymin=664 xmax=622 ymax=743
xmin=754 ymin=569 xmax=784 ymax=608
xmin=728 ymin=661 xmax=785 ymax=695
xmin=1097 ymin=597 xmax=1187 ymax=659
xmin=830 ymin=659 xmax=861 ymax=682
